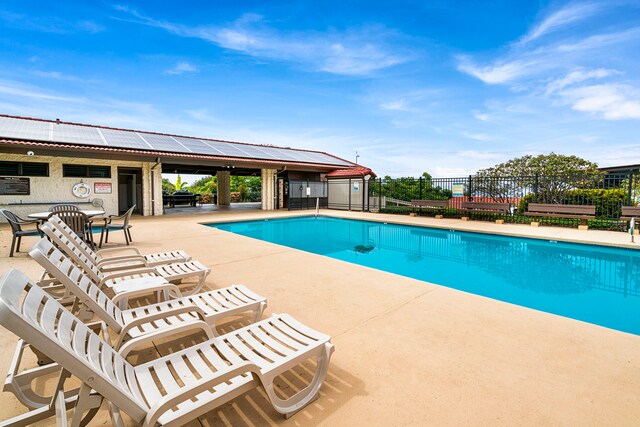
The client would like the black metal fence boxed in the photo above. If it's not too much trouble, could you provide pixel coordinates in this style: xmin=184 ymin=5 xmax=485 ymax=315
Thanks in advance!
xmin=368 ymin=171 xmax=640 ymax=230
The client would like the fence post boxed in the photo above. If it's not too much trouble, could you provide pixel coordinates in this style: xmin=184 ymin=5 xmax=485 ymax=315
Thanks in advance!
xmin=348 ymin=178 xmax=352 ymax=211
xmin=468 ymin=175 xmax=473 ymax=201
xmin=534 ymin=173 xmax=539 ymax=203
xmin=628 ymin=170 xmax=634 ymax=207
xmin=419 ymin=177 xmax=423 ymax=200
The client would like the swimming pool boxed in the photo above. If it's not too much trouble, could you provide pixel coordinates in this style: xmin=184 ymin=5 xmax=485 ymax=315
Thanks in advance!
xmin=207 ymin=216 xmax=640 ymax=335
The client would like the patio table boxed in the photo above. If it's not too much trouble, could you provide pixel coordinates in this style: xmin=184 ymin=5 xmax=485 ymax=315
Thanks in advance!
xmin=27 ymin=210 xmax=105 ymax=220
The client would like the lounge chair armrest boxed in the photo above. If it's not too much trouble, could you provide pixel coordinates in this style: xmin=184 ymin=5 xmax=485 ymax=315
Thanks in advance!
xmin=96 ymin=247 xmax=142 ymax=258
xmin=98 ymin=268 xmax=159 ymax=286
xmin=117 ymin=317 xmax=214 ymax=355
xmin=143 ymin=361 xmax=263 ymax=427
xmin=96 ymin=255 xmax=148 ymax=267
xmin=111 ymin=283 xmax=182 ymax=307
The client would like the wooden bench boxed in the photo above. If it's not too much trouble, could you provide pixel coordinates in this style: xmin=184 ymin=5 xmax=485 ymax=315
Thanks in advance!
xmin=410 ymin=200 xmax=449 ymax=218
xmin=459 ymin=201 xmax=510 ymax=223
xmin=525 ymin=203 xmax=595 ymax=228
xmin=620 ymin=206 xmax=640 ymax=221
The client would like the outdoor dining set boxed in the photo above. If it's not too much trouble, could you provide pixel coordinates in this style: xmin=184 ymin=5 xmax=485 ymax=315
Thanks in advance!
xmin=1 ymin=203 xmax=135 ymax=256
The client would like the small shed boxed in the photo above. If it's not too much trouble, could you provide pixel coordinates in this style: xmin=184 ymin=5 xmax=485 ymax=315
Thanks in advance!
xmin=326 ymin=167 xmax=377 ymax=211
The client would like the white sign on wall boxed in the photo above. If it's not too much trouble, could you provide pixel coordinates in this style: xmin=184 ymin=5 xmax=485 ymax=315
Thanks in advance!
xmin=452 ymin=183 xmax=464 ymax=197
xmin=306 ymin=187 xmax=311 ymax=196
xmin=94 ymin=182 xmax=112 ymax=194
xmin=353 ymin=181 xmax=360 ymax=191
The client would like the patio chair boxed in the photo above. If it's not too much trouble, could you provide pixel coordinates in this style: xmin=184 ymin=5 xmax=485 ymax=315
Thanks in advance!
xmin=47 ymin=215 xmax=191 ymax=270
xmin=100 ymin=204 xmax=135 ymax=247
xmin=48 ymin=204 xmax=80 ymax=212
xmin=0 ymin=208 xmax=43 ymax=257
xmin=48 ymin=209 xmax=95 ymax=249
xmin=40 ymin=220 xmax=210 ymax=298
xmin=0 ymin=269 xmax=333 ymax=426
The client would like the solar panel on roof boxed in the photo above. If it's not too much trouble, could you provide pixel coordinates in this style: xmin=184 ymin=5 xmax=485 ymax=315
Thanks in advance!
xmin=247 ymin=145 xmax=282 ymax=160
xmin=51 ymin=124 xmax=105 ymax=146
xmin=203 ymin=140 xmax=253 ymax=158
xmin=229 ymin=144 xmax=274 ymax=159
xmin=100 ymin=128 xmax=152 ymax=150
xmin=139 ymin=133 xmax=187 ymax=153
xmin=0 ymin=116 xmax=353 ymax=167
xmin=0 ymin=116 xmax=50 ymax=141
xmin=173 ymin=137 xmax=224 ymax=155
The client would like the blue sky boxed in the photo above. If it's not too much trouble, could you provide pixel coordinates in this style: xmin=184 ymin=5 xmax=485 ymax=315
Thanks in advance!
xmin=0 ymin=1 xmax=639 ymax=178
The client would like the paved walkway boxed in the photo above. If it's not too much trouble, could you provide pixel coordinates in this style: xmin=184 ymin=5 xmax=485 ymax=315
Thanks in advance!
xmin=0 ymin=210 xmax=638 ymax=426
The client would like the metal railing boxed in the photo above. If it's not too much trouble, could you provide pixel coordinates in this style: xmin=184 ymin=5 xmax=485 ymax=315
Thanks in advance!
xmin=366 ymin=171 xmax=640 ymax=230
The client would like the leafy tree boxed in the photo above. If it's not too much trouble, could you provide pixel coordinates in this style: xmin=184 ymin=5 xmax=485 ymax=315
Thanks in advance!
xmin=473 ymin=153 xmax=601 ymax=203
xmin=162 ymin=178 xmax=175 ymax=193
xmin=372 ymin=172 xmax=451 ymax=202
xmin=189 ymin=176 xmax=217 ymax=195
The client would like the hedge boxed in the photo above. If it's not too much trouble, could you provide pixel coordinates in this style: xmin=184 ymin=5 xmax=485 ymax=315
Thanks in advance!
xmin=517 ymin=188 xmax=628 ymax=218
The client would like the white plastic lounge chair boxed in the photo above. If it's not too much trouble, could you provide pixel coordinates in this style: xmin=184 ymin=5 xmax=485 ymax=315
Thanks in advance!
xmin=11 ymin=240 xmax=264 ymax=411
xmin=48 ymin=215 xmax=192 ymax=271
xmin=30 ymin=238 xmax=267 ymax=345
xmin=0 ymin=269 xmax=334 ymax=426
xmin=41 ymin=219 xmax=209 ymax=297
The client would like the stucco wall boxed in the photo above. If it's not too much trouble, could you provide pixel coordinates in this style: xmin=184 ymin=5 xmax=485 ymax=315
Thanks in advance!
xmin=0 ymin=152 xmax=160 ymax=221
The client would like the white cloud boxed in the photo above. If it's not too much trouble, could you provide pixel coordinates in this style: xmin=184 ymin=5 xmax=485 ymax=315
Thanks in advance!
xmin=560 ymin=84 xmax=640 ymax=120
xmin=473 ymin=111 xmax=491 ymax=121
xmin=114 ymin=8 xmax=409 ymax=76
xmin=457 ymin=57 xmax=539 ymax=84
xmin=460 ymin=132 xmax=491 ymax=142
xmin=519 ymin=2 xmax=602 ymax=44
xmin=30 ymin=70 xmax=84 ymax=82
xmin=545 ymin=68 xmax=620 ymax=94
xmin=457 ymin=150 xmax=503 ymax=160
xmin=165 ymin=62 xmax=198 ymax=75
xmin=380 ymin=99 xmax=408 ymax=111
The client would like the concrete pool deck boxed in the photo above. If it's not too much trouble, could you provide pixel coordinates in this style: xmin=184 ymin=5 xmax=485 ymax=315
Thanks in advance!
xmin=0 ymin=210 xmax=639 ymax=426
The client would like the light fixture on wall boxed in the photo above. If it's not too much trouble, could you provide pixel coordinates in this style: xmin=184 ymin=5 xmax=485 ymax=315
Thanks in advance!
xmin=26 ymin=150 xmax=34 ymax=156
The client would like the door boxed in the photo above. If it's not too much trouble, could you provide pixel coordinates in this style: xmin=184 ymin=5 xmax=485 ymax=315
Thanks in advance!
xmin=117 ymin=167 xmax=142 ymax=214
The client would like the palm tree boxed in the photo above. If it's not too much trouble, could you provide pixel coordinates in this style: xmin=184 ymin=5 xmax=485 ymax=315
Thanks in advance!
xmin=174 ymin=175 xmax=189 ymax=191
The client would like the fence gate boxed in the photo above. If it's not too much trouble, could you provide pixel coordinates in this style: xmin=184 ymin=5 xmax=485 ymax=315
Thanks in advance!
xmin=287 ymin=180 xmax=328 ymax=210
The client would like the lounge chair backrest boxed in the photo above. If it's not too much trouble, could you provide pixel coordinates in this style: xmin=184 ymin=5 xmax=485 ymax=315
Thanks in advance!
xmin=0 ymin=208 xmax=24 ymax=234
xmin=0 ymin=269 xmax=149 ymax=421
xmin=48 ymin=210 xmax=90 ymax=239
xmin=29 ymin=238 xmax=124 ymax=331
xmin=49 ymin=204 xmax=80 ymax=212
xmin=42 ymin=217 xmax=103 ymax=282
xmin=48 ymin=214 xmax=99 ymax=258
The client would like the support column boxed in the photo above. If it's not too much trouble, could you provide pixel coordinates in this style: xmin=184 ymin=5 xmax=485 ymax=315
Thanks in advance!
xmin=217 ymin=170 xmax=231 ymax=205
xmin=261 ymin=169 xmax=277 ymax=210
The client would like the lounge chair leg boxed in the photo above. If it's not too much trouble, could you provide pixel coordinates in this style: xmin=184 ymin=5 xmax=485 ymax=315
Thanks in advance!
xmin=9 ymin=234 xmax=16 ymax=257
xmin=107 ymin=402 xmax=126 ymax=427
xmin=16 ymin=235 xmax=22 ymax=253
xmin=124 ymin=229 xmax=129 ymax=245
xmin=105 ymin=229 xmax=109 ymax=243
xmin=69 ymin=383 xmax=102 ymax=427
xmin=99 ymin=227 xmax=105 ymax=248
xmin=254 ymin=301 xmax=267 ymax=322
xmin=262 ymin=342 xmax=335 ymax=418
xmin=127 ymin=228 xmax=133 ymax=243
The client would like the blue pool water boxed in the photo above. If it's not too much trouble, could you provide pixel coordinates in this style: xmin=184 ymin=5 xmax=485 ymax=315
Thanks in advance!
xmin=207 ymin=216 xmax=640 ymax=335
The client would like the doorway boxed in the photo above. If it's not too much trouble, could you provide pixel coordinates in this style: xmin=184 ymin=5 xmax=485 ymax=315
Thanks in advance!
xmin=118 ymin=167 xmax=142 ymax=214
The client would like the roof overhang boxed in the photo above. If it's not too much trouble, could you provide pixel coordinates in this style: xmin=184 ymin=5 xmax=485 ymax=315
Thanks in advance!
xmin=0 ymin=139 xmax=345 ymax=172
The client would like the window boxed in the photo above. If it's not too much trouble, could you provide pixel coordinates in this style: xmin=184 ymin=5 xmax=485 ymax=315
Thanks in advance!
xmin=63 ymin=164 xmax=111 ymax=178
xmin=0 ymin=161 xmax=49 ymax=177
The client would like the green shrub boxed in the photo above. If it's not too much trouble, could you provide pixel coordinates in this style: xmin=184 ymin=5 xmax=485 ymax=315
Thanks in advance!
xmin=517 ymin=188 xmax=627 ymax=218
